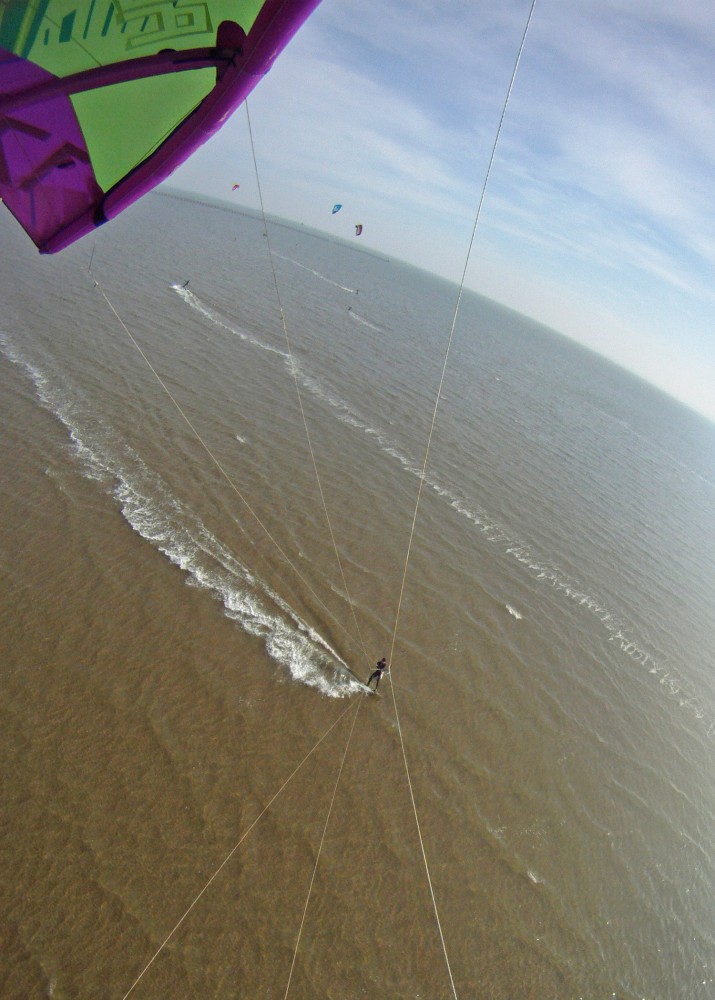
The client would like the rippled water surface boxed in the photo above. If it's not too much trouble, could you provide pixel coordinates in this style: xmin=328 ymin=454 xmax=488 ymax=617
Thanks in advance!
xmin=1 ymin=192 xmax=714 ymax=999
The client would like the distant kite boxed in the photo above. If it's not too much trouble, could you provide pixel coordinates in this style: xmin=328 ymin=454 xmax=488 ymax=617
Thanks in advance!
xmin=232 ymin=183 xmax=241 ymax=191
xmin=332 ymin=204 xmax=343 ymax=214
xmin=354 ymin=224 xmax=363 ymax=236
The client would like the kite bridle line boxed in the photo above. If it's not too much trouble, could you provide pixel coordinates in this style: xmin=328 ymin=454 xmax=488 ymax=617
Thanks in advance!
xmin=102 ymin=0 xmax=538 ymax=992
xmin=244 ymin=98 xmax=373 ymax=676
xmin=383 ymin=3 xmax=540 ymax=998
xmin=87 ymin=273 xmax=368 ymax=676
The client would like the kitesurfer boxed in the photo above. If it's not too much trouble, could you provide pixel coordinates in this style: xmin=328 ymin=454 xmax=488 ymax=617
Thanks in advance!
xmin=366 ymin=657 xmax=387 ymax=690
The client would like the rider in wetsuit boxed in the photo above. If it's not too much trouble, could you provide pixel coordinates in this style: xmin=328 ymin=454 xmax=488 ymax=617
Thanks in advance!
xmin=366 ymin=657 xmax=387 ymax=690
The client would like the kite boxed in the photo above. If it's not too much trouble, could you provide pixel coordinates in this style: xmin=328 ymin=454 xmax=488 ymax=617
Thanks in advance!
xmin=0 ymin=0 xmax=322 ymax=253
xmin=331 ymin=204 xmax=342 ymax=214
xmin=355 ymin=224 xmax=363 ymax=236
xmin=232 ymin=184 xmax=241 ymax=191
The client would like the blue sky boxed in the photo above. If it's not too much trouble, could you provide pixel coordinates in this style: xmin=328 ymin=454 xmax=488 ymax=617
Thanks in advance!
xmin=170 ymin=0 xmax=715 ymax=423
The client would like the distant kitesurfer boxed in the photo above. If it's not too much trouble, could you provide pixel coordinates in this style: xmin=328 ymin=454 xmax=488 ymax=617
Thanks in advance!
xmin=367 ymin=657 xmax=387 ymax=690
xmin=181 ymin=279 xmax=190 ymax=288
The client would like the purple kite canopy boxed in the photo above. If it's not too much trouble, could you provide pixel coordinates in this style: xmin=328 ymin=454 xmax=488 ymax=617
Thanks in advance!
xmin=0 ymin=0 xmax=322 ymax=253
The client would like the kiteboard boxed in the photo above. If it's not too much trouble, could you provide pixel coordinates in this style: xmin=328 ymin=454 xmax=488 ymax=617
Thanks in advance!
xmin=338 ymin=663 xmax=381 ymax=697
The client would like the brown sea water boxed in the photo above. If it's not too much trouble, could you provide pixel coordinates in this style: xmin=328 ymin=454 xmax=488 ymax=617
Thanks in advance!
xmin=1 ymin=191 xmax=714 ymax=999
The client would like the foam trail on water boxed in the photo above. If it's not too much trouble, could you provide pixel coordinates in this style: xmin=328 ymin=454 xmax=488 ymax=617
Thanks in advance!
xmin=171 ymin=284 xmax=286 ymax=357
xmin=289 ymin=365 xmax=711 ymax=728
xmin=348 ymin=310 xmax=384 ymax=333
xmin=169 ymin=297 xmax=715 ymax=733
xmin=271 ymin=253 xmax=357 ymax=293
xmin=115 ymin=467 xmax=357 ymax=698
xmin=0 ymin=332 xmax=360 ymax=699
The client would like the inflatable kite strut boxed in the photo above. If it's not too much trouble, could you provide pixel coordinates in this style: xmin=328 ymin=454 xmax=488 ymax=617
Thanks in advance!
xmin=0 ymin=0 xmax=322 ymax=253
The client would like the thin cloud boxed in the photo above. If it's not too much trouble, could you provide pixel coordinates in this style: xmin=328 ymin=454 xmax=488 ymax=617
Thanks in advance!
xmin=168 ymin=0 xmax=715 ymax=420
